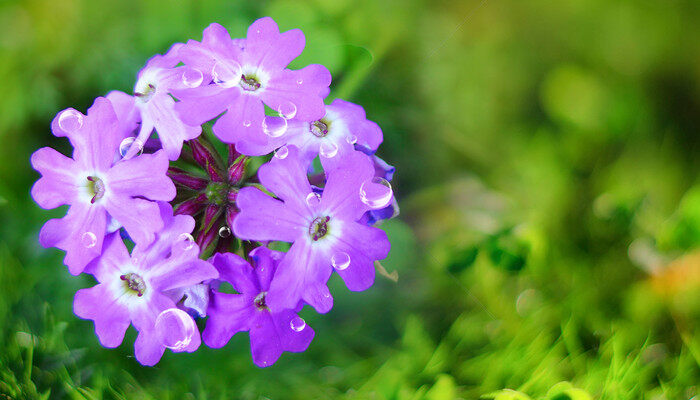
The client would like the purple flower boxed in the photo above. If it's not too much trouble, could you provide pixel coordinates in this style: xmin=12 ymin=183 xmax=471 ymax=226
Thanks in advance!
xmin=238 ymin=99 xmax=383 ymax=168
xmin=173 ymin=17 xmax=331 ymax=151
xmin=232 ymin=146 xmax=391 ymax=313
xmin=32 ymin=97 xmax=176 ymax=275
xmin=74 ymin=203 xmax=218 ymax=366
xmin=203 ymin=248 xmax=314 ymax=367
xmin=107 ymin=44 xmax=203 ymax=161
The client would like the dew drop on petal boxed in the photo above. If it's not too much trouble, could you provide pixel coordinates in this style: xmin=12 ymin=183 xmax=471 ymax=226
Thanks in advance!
xmin=305 ymin=192 xmax=321 ymax=208
xmin=290 ymin=316 xmax=306 ymax=332
xmin=81 ymin=232 xmax=97 ymax=248
xmin=212 ymin=61 xmax=241 ymax=88
xmin=58 ymin=109 xmax=83 ymax=133
xmin=181 ymin=68 xmax=204 ymax=88
xmin=331 ymin=252 xmax=351 ymax=271
xmin=296 ymin=78 xmax=303 ymax=85
xmin=218 ymin=226 xmax=231 ymax=238
xmin=319 ymin=141 xmax=339 ymax=158
xmin=346 ymin=135 xmax=358 ymax=145
xmin=277 ymin=101 xmax=297 ymax=120
xmin=177 ymin=233 xmax=195 ymax=250
xmin=154 ymin=308 xmax=196 ymax=351
xmin=359 ymin=177 xmax=393 ymax=209
xmin=274 ymin=146 xmax=289 ymax=160
xmin=262 ymin=116 xmax=288 ymax=138
xmin=243 ymin=120 xmax=251 ymax=127
xmin=119 ymin=137 xmax=144 ymax=158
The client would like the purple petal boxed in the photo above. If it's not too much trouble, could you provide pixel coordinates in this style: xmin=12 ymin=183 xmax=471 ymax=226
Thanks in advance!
xmin=132 ymin=202 xmax=196 ymax=265
xmin=71 ymin=97 xmax=122 ymax=172
xmin=173 ymin=84 xmax=232 ymax=127
xmin=266 ymin=240 xmax=333 ymax=313
xmin=333 ymin=223 xmax=390 ymax=291
xmin=257 ymin=146 xmax=311 ymax=207
xmin=263 ymin=64 xmax=331 ymax=122
xmin=243 ymin=17 xmax=305 ymax=71
xmin=150 ymin=257 xmax=218 ymax=293
xmin=210 ymin=252 xmax=259 ymax=295
xmin=105 ymin=90 xmax=139 ymax=135
xmin=248 ymin=246 xmax=282 ymax=291
xmin=320 ymin=151 xmax=375 ymax=221
xmin=104 ymin=196 xmax=162 ymax=246
xmin=83 ymin=232 xmax=131 ymax=282
xmin=131 ymin=292 xmax=174 ymax=332
xmin=271 ymin=309 xmax=315 ymax=353
xmin=134 ymin=328 xmax=166 ymax=366
xmin=248 ymin=312 xmax=283 ymax=367
xmin=330 ymin=99 xmax=383 ymax=151
xmin=232 ymin=188 xmax=304 ymax=242
xmin=39 ymin=203 xmax=107 ymax=275
xmin=106 ymin=150 xmax=175 ymax=201
xmin=202 ymin=293 xmax=254 ymax=348
xmin=211 ymin=93 xmax=265 ymax=146
xmin=181 ymin=284 xmax=211 ymax=317
xmin=144 ymin=94 xmax=202 ymax=160
xmin=30 ymin=147 xmax=80 ymax=209
xmin=73 ymin=284 xmax=130 ymax=348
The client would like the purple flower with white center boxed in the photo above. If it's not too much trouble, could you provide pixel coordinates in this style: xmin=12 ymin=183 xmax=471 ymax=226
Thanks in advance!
xmin=173 ymin=17 xmax=331 ymax=151
xmin=238 ymin=99 xmax=383 ymax=168
xmin=32 ymin=97 xmax=176 ymax=275
xmin=74 ymin=203 xmax=218 ymax=366
xmin=108 ymin=43 xmax=203 ymax=161
xmin=232 ymin=146 xmax=391 ymax=313
xmin=203 ymin=248 xmax=314 ymax=367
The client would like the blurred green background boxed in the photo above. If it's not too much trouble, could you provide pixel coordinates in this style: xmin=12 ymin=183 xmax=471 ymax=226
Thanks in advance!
xmin=1 ymin=0 xmax=699 ymax=398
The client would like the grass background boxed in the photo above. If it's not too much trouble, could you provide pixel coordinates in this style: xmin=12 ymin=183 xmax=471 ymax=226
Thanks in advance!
xmin=1 ymin=0 xmax=699 ymax=398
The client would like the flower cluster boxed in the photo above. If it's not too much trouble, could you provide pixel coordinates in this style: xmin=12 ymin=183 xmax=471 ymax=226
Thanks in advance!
xmin=31 ymin=17 xmax=398 ymax=367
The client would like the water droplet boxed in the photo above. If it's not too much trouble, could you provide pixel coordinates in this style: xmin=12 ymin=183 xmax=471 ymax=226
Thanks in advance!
xmin=262 ymin=116 xmax=288 ymax=138
xmin=346 ymin=135 xmax=358 ymax=145
xmin=154 ymin=308 xmax=196 ymax=351
xmin=119 ymin=137 xmax=144 ymax=158
xmin=319 ymin=141 xmax=339 ymax=158
xmin=212 ymin=61 xmax=241 ymax=88
xmin=81 ymin=232 xmax=97 ymax=248
xmin=277 ymin=101 xmax=297 ymax=120
xmin=58 ymin=109 xmax=83 ymax=133
xmin=181 ymin=68 xmax=203 ymax=88
xmin=331 ymin=252 xmax=351 ymax=271
xmin=359 ymin=177 xmax=393 ymax=209
xmin=290 ymin=316 xmax=306 ymax=332
xmin=243 ymin=120 xmax=251 ymax=127
xmin=296 ymin=78 xmax=303 ymax=85
xmin=218 ymin=226 xmax=231 ymax=238
xmin=177 ymin=233 xmax=195 ymax=250
xmin=274 ymin=146 xmax=289 ymax=159
xmin=305 ymin=192 xmax=321 ymax=208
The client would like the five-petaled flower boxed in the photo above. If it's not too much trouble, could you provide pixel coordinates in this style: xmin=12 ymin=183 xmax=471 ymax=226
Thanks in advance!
xmin=32 ymin=97 xmax=176 ymax=275
xmin=233 ymin=146 xmax=391 ymax=313
xmin=173 ymin=17 xmax=332 ymax=152
xmin=74 ymin=204 xmax=218 ymax=366
xmin=107 ymin=44 xmax=203 ymax=161
xmin=203 ymin=248 xmax=315 ymax=367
